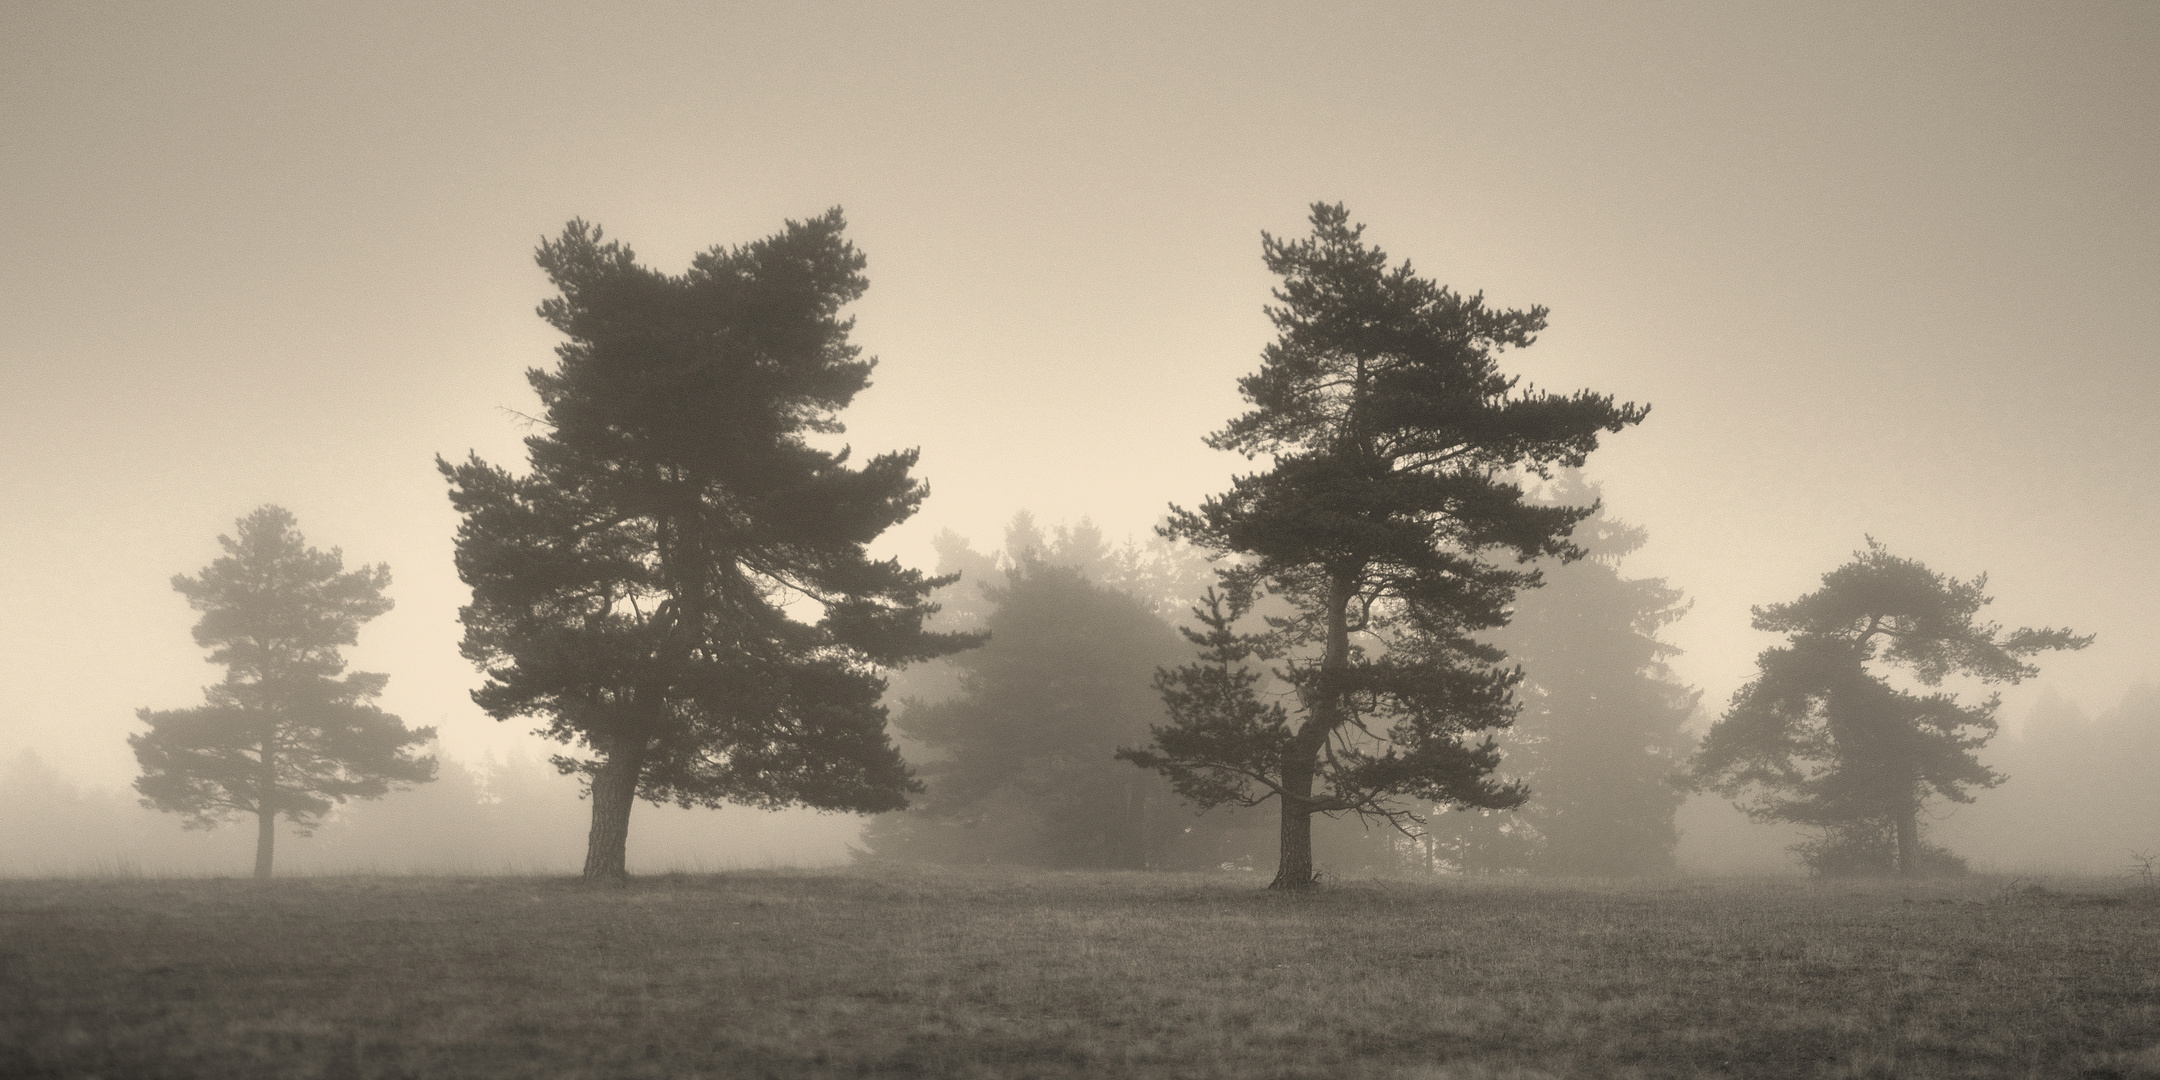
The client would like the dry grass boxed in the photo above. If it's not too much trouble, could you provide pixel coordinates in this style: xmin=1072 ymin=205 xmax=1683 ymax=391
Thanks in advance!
xmin=1 ymin=867 xmax=2156 ymax=1078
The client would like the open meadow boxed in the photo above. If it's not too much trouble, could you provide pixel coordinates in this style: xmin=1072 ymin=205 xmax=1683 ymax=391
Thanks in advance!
xmin=2 ymin=867 xmax=2156 ymax=1079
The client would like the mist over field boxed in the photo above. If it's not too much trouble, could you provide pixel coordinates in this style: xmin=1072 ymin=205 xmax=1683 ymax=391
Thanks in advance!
xmin=0 ymin=749 xmax=865 ymax=878
xmin=6 ymin=688 xmax=2155 ymax=880
xmin=4 ymin=545 xmax=2154 ymax=879
xmin=1673 ymin=684 xmax=2160 ymax=877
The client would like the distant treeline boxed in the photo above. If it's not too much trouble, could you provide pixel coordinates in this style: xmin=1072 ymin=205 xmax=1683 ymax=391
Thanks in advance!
xmin=0 ymin=750 xmax=860 ymax=877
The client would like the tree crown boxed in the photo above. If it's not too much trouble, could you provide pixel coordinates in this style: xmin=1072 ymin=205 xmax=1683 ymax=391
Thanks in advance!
xmin=1688 ymin=542 xmax=2090 ymax=854
xmin=1171 ymin=203 xmax=1649 ymax=616
xmin=1137 ymin=205 xmax=1648 ymax=844
xmin=1753 ymin=538 xmax=2093 ymax=686
xmin=441 ymin=211 xmax=973 ymax=817
xmin=173 ymin=505 xmax=392 ymax=687
xmin=1215 ymin=203 xmax=1643 ymax=472
xmin=134 ymin=507 xmax=432 ymax=840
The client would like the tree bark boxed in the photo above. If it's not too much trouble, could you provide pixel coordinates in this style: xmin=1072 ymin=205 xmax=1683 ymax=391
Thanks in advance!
xmin=254 ymin=735 xmax=277 ymax=879
xmin=1270 ymin=767 xmax=1317 ymax=890
xmin=253 ymin=807 xmax=275 ymax=880
xmin=1261 ymin=578 xmax=1365 ymax=889
xmin=1268 ymin=573 xmax=1356 ymax=891
xmin=1895 ymin=807 xmax=1921 ymax=878
xmin=583 ymin=748 xmax=644 ymax=883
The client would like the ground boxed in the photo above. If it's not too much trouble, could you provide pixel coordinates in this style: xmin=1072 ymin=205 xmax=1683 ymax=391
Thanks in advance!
xmin=1 ymin=867 xmax=2156 ymax=1079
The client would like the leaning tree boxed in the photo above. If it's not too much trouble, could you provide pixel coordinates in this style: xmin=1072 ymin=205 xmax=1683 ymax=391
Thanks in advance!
xmin=1121 ymin=203 xmax=1648 ymax=888
xmin=132 ymin=505 xmax=436 ymax=878
xmin=1688 ymin=540 xmax=2090 ymax=876
xmin=441 ymin=211 xmax=977 ymax=882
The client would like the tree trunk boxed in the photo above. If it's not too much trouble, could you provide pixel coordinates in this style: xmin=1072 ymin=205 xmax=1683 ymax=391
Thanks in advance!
xmin=254 ymin=735 xmax=277 ymax=879
xmin=583 ymin=749 xmax=644 ymax=883
xmin=1267 ymin=573 xmax=1355 ymax=891
xmin=1895 ymin=807 xmax=1921 ymax=878
xmin=253 ymin=807 xmax=275 ymax=880
xmin=1270 ymin=760 xmax=1317 ymax=889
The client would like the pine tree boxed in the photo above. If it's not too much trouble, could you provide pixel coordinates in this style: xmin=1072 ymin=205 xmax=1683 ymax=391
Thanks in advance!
xmin=1124 ymin=204 xmax=1648 ymax=888
xmin=1688 ymin=541 xmax=2090 ymax=876
xmin=131 ymin=506 xmax=435 ymax=878
xmin=441 ymin=212 xmax=976 ymax=882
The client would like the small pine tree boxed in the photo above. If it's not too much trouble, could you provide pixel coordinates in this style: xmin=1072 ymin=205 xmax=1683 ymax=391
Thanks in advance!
xmin=131 ymin=506 xmax=435 ymax=878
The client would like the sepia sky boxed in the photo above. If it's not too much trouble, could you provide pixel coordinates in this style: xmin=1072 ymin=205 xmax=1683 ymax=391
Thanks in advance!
xmin=4 ymin=0 xmax=2155 ymax=793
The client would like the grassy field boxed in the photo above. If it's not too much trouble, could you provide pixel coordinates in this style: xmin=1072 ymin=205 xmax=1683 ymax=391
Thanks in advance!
xmin=1 ymin=867 xmax=2156 ymax=1079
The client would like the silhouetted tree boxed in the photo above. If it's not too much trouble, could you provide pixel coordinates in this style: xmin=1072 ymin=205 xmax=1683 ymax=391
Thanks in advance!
xmin=1430 ymin=475 xmax=1697 ymax=875
xmin=441 ymin=212 xmax=975 ymax=882
xmin=131 ymin=506 xmax=435 ymax=878
xmin=1123 ymin=203 xmax=1648 ymax=888
xmin=1688 ymin=541 xmax=2091 ymax=877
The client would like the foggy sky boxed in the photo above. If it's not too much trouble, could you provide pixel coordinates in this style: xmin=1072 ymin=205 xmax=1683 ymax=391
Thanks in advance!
xmin=3 ymin=1 xmax=2155 ymax=797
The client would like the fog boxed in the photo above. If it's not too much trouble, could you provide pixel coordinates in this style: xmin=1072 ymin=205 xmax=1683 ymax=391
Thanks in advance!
xmin=5 ymin=505 xmax=2150 ymax=879
xmin=0 ymin=749 xmax=866 ymax=876
xmin=3 ymin=2 xmax=2154 ymax=877
xmin=9 ymin=684 xmax=2153 ymax=879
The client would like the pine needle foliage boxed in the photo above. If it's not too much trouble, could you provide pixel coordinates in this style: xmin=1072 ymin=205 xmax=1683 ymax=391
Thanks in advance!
xmin=1123 ymin=204 xmax=1648 ymax=888
xmin=440 ymin=212 xmax=977 ymax=881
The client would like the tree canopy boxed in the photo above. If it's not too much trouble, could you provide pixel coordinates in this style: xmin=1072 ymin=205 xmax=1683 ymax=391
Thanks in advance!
xmin=131 ymin=505 xmax=435 ymax=878
xmin=1687 ymin=540 xmax=2091 ymax=876
xmin=1124 ymin=203 xmax=1648 ymax=888
xmin=441 ymin=211 xmax=976 ymax=881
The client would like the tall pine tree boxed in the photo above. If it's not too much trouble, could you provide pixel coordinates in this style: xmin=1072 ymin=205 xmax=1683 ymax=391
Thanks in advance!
xmin=1123 ymin=204 xmax=1647 ymax=888
xmin=441 ymin=212 xmax=975 ymax=882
